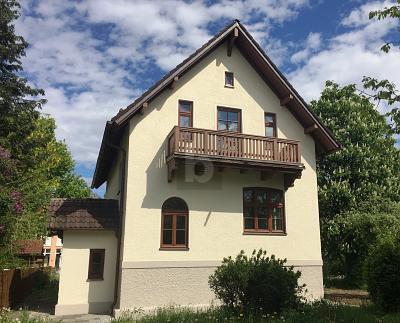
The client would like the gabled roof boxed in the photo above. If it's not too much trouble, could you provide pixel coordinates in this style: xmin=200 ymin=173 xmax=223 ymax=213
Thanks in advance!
xmin=47 ymin=198 xmax=119 ymax=231
xmin=92 ymin=20 xmax=340 ymax=188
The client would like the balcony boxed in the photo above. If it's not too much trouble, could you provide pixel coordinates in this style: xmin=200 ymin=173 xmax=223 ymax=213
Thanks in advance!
xmin=166 ymin=126 xmax=304 ymax=189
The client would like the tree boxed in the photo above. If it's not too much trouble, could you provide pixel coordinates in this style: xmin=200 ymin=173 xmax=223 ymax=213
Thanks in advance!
xmin=0 ymin=0 xmax=46 ymax=161
xmin=310 ymin=81 xmax=400 ymax=220
xmin=363 ymin=1 xmax=400 ymax=134
xmin=0 ymin=116 xmax=91 ymax=249
xmin=0 ymin=0 xmax=91 ymax=266
xmin=369 ymin=0 xmax=400 ymax=53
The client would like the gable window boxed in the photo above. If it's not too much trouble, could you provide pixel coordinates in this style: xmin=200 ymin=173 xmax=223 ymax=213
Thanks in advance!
xmin=178 ymin=100 xmax=193 ymax=127
xmin=243 ymin=188 xmax=285 ymax=234
xmin=217 ymin=107 xmax=241 ymax=132
xmin=88 ymin=249 xmax=105 ymax=280
xmin=161 ymin=197 xmax=189 ymax=249
xmin=265 ymin=113 xmax=277 ymax=137
xmin=225 ymin=71 xmax=234 ymax=87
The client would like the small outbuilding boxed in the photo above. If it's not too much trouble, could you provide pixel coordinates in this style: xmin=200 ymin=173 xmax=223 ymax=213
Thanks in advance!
xmin=48 ymin=198 xmax=119 ymax=315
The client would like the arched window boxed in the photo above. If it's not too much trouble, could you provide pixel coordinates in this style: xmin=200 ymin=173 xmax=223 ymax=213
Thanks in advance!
xmin=161 ymin=197 xmax=189 ymax=249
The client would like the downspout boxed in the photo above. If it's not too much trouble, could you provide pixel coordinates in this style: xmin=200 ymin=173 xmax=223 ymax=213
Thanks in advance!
xmin=105 ymin=141 xmax=126 ymax=312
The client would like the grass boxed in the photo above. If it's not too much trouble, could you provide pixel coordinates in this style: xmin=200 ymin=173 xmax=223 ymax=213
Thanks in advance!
xmin=112 ymin=302 xmax=400 ymax=323
xmin=0 ymin=308 xmax=57 ymax=323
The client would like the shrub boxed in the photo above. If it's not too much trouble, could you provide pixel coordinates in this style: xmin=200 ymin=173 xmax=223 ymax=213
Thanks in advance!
xmin=208 ymin=249 xmax=305 ymax=315
xmin=365 ymin=236 xmax=400 ymax=312
xmin=322 ymin=199 xmax=400 ymax=286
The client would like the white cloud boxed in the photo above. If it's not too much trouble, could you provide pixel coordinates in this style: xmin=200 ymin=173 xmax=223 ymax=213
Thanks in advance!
xmin=289 ymin=1 xmax=400 ymax=102
xmin=16 ymin=0 xmax=309 ymax=170
xmin=291 ymin=32 xmax=322 ymax=63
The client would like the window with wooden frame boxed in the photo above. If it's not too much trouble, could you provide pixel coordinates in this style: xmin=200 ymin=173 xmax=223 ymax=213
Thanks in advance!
xmin=178 ymin=100 xmax=193 ymax=127
xmin=265 ymin=113 xmax=277 ymax=137
xmin=243 ymin=188 xmax=285 ymax=234
xmin=161 ymin=197 xmax=189 ymax=250
xmin=217 ymin=107 xmax=241 ymax=132
xmin=88 ymin=249 xmax=105 ymax=280
xmin=225 ymin=71 xmax=234 ymax=87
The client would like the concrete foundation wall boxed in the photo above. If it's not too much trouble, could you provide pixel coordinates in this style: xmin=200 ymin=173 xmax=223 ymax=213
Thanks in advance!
xmin=116 ymin=261 xmax=323 ymax=313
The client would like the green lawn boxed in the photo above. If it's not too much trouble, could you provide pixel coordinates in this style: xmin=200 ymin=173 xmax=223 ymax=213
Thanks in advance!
xmin=112 ymin=302 xmax=400 ymax=323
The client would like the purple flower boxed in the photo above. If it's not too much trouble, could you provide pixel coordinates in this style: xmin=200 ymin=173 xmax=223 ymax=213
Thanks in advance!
xmin=0 ymin=147 xmax=11 ymax=159
xmin=11 ymin=191 xmax=23 ymax=214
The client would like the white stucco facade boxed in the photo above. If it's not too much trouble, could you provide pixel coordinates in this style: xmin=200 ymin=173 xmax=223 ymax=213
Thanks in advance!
xmin=56 ymin=28 xmax=330 ymax=315
xmin=113 ymin=41 xmax=324 ymax=313
xmin=55 ymin=230 xmax=118 ymax=315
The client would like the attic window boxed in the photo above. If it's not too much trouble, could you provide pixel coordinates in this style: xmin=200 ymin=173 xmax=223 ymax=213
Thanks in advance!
xmin=225 ymin=72 xmax=234 ymax=88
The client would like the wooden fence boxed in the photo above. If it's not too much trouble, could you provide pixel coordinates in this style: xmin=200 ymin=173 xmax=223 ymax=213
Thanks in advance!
xmin=0 ymin=268 xmax=41 ymax=308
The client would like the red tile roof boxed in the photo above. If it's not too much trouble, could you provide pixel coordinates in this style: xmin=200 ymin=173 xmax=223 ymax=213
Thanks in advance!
xmin=48 ymin=198 xmax=119 ymax=231
xmin=15 ymin=240 xmax=44 ymax=255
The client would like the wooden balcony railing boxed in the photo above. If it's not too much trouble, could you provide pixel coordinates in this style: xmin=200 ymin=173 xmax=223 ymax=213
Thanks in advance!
xmin=167 ymin=126 xmax=301 ymax=164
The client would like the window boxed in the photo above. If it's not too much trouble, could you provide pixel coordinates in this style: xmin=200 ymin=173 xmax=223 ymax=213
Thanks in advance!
xmin=161 ymin=197 xmax=189 ymax=249
xmin=88 ymin=249 xmax=105 ymax=280
xmin=225 ymin=71 xmax=234 ymax=87
xmin=265 ymin=113 xmax=277 ymax=137
xmin=217 ymin=107 xmax=241 ymax=132
xmin=178 ymin=100 xmax=193 ymax=127
xmin=243 ymin=188 xmax=285 ymax=234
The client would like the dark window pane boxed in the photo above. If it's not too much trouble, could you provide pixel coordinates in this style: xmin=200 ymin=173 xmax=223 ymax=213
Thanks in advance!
xmin=218 ymin=121 xmax=228 ymax=130
xmin=176 ymin=215 xmax=186 ymax=230
xmin=179 ymin=102 xmax=191 ymax=113
xmin=265 ymin=126 xmax=274 ymax=137
xmin=265 ymin=114 xmax=274 ymax=123
xmin=162 ymin=198 xmax=188 ymax=212
xmin=92 ymin=252 xmax=102 ymax=265
xmin=273 ymin=218 xmax=282 ymax=231
xmin=256 ymin=190 xmax=267 ymax=204
xmin=228 ymin=111 xmax=238 ymax=122
xmin=163 ymin=229 xmax=172 ymax=245
xmin=272 ymin=207 xmax=282 ymax=230
xmin=218 ymin=110 xmax=227 ymax=120
xmin=180 ymin=115 xmax=190 ymax=127
xmin=256 ymin=207 xmax=267 ymax=218
xmin=244 ymin=218 xmax=255 ymax=229
xmin=225 ymin=72 xmax=234 ymax=86
xmin=176 ymin=230 xmax=186 ymax=245
xmin=244 ymin=206 xmax=255 ymax=218
xmin=88 ymin=249 xmax=104 ymax=279
xmin=271 ymin=191 xmax=282 ymax=204
xmin=243 ymin=190 xmax=253 ymax=203
xmin=163 ymin=215 xmax=172 ymax=229
xmin=91 ymin=264 xmax=101 ymax=275
xmin=258 ymin=218 xmax=268 ymax=230
xmin=228 ymin=122 xmax=238 ymax=132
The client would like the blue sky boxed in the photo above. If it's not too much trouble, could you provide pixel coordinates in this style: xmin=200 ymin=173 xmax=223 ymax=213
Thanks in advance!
xmin=15 ymin=0 xmax=400 ymax=197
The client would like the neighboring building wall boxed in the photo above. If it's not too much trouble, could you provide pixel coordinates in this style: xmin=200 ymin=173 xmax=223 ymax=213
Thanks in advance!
xmin=55 ymin=230 xmax=118 ymax=315
xmin=116 ymin=42 xmax=323 ymax=312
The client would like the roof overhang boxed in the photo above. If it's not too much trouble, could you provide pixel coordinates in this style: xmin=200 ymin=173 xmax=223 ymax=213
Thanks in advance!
xmin=92 ymin=20 xmax=340 ymax=188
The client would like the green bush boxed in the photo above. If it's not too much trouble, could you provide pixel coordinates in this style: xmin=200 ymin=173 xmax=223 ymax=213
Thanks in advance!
xmin=208 ymin=249 xmax=305 ymax=315
xmin=322 ymin=199 xmax=400 ymax=287
xmin=365 ymin=236 xmax=400 ymax=312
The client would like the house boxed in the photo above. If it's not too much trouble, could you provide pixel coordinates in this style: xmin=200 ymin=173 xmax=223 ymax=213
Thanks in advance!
xmin=50 ymin=20 xmax=340 ymax=316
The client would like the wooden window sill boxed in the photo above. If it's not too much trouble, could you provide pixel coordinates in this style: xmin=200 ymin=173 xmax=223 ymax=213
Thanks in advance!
xmin=159 ymin=247 xmax=189 ymax=251
xmin=87 ymin=278 xmax=104 ymax=282
xmin=243 ymin=231 xmax=287 ymax=236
